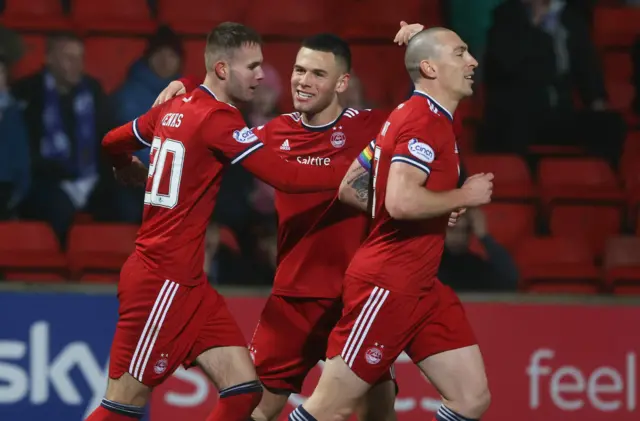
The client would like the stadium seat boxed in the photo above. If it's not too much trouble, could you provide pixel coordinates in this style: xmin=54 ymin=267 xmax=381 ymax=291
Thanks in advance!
xmin=1 ymin=0 xmax=71 ymax=31
xmin=245 ymin=0 xmax=328 ymax=37
xmin=0 ymin=222 xmax=67 ymax=276
xmin=549 ymin=205 xmax=622 ymax=259
xmin=182 ymin=39 xmax=206 ymax=84
xmin=71 ymin=0 xmax=156 ymax=34
xmin=537 ymin=158 xmax=625 ymax=208
xmin=9 ymin=35 xmax=46 ymax=81
xmin=158 ymin=0 xmax=251 ymax=35
xmin=606 ymin=80 xmax=635 ymax=111
xmin=463 ymin=154 xmax=536 ymax=201
xmin=603 ymin=236 xmax=640 ymax=294
xmin=84 ymin=37 xmax=146 ymax=93
xmin=593 ymin=7 xmax=640 ymax=48
xmin=481 ymin=203 xmax=536 ymax=251
xmin=3 ymin=272 xmax=67 ymax=283
xmin=67 ymin=223 xmax=138 ymax=278
xmin=603 ymin=51 xmax=633 ymax=84
xmin=336 ymin=0 xmax=440 ymax=39
xmin=515 ymin=236 xmax=601 ymax=293
xmin=219 ymin=225 xmax=241 ymax=254
xmin=79 ymin=273 xmax=119 ymax=283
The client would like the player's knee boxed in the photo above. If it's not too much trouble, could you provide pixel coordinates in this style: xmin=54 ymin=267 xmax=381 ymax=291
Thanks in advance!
xmin=104 ymin=374 xmax=151 ymax=407
xmin=449 ymin=384 xmax=491 ymax=418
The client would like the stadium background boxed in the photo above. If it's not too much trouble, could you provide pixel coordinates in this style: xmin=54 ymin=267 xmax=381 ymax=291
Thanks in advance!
xmin=0 ymin=0 xmax=640 ymax=420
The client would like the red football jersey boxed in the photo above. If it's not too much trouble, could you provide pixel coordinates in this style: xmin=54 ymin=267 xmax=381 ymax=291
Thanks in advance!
xmin=254 ymin=108 xmax=387 ymax=298
xmin=346 ymin=91 xmax=460 ymax=295
xmin=102 ymin=85 xmax=344 ymax=286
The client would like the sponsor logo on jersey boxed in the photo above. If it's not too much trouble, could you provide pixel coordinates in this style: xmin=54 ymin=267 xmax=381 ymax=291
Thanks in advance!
xmin=232 ymin=127 xmax=258 ymax=144
xmin=330 ymin=131 xmax=346 ymax=148
xmin=408 ymin=139 xmax=435 ymax=163
xmin=280 ymin=139 xmax=291 ymax=151
xmin=297 ymin=156 xmax=331 ymax=166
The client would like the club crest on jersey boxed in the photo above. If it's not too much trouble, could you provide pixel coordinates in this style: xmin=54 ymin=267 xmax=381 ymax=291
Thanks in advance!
xmin=365 ymin=346 xmax=383 ymax=365
xmin=154 ymin=354 xmax=169 ymax=374
xmin=233 ymin=127 xmax=258 ymax=144
xmin=408 ymin=138 xmax=435 ymax=163
xmin=330 ymin=130 xmax=346 ymax=148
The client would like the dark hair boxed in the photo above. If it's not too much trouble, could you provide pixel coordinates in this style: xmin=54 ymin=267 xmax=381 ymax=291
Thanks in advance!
xmin=301 ymin=33 xmax=351 ymax=72
xmin=46 ymin=31 xmax=82 ymax=52
xmin=145 ymin=25 xmax=184 ymax=59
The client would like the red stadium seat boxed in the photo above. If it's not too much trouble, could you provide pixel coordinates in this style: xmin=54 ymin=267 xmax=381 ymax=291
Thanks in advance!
xmin=9 ymin=35 xmax=46 ymax=81
xmin=3 ymin=272 xmax=67 ymax=283
xmin=182 ymin=39 xmax=206 ymax=85
xmin=603 ymin=52 xmax=633 ymax=84
xmin=515 ymin=236 xmax=601 ymax=293
xmin=481 ymin=203 xmax=536 ymax=251
xmin=606 ymin=80 xmax=635 ymax=111
xmin=71 ymin=0 xmax=155 ymax=34
xmin=79 ymin=273 xmax=119 ymax=283
xmin=593 ymin=7 xmax=640 ymax=48
xmin=549 ymin=205 xmax=622 ymax=259
xmin=463 ymin=154 xmax=536 ymax=201
xmin=157 ymin=0 xmax=251 ymax=35
xmin=84 ymin=37 xmax=146 ymax=93
xmin=1 ymin=0 xmax=71 ymax=31
xmin=336 ymin=0 xmax=441 ymax=39
xmin=67 ymin=223 xmax=138 ymax=278
xmin=245 ymin=0 xmax=328 ymax=37
xmin=0 ymin=222 xmax=67 ymax=276
xmin=603 ymin=236 xmax=640 ymax=294
xmin=537 ymin=158 xmax=625 ymax=207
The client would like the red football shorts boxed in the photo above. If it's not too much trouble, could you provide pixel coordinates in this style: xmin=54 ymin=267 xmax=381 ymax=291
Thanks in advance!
xmin=249 ymin=295 xmax=395 ymax=393
xmin=109 ymin=254 xmax=246 ymax=387
xmin=327 ymin=277 xmax=476 ymax=384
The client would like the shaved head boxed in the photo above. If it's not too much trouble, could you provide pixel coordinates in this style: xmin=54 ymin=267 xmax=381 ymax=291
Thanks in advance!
xmin=404 ymin=27 xmax=453 ymax=82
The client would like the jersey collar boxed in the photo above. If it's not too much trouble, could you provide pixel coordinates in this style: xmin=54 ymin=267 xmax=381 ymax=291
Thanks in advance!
xmin=300 ymin=108 xmax=347 ymax=132
xmin=413 ymin=90 xmax=453 ymax=122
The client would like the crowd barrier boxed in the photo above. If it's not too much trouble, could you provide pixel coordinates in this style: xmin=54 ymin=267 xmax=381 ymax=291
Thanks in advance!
xmin=0 ymin=285 xmax=638 ymax=421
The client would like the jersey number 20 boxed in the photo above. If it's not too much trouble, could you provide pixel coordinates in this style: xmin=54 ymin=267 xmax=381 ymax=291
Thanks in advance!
xmin=144 ymin=137 xmax=185 ymax=209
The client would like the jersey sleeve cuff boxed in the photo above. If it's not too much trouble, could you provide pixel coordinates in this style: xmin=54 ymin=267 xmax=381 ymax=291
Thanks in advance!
xmin=391 ymin=155 xmax=431 ymax=175
xmin=132 ymin=118 xmax=151 ymax=147
xmin=231 ymin=142 xmax=264 ymax=165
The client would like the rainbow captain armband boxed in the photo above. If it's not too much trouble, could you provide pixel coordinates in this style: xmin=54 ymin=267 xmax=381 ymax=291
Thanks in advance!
xmin=357 ymin=139 xmax=376 ymax=173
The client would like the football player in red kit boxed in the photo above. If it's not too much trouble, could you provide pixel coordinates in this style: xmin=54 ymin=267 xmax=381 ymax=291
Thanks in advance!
xmin=289 ymin=28 xmax=494 ymax=421
xmin=85 ymin=23 xmax=348 ymax=421
xmin=152 ymin=23 xmax=426 ymax=421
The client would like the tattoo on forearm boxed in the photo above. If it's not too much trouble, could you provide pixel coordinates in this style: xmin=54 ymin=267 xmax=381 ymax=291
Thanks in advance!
xmin=348 ymin=169 xmax=370 ymax=203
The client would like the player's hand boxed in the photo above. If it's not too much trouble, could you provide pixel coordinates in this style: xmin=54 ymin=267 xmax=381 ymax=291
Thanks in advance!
xmin=114 ymin=156 xmax=148 ymax=187
xmin=448 ymin=208 xmax=467 ymax=227
xmin=394 ymin=21 xmax=425 ymax=45
xmin=153 ymin=80 xmax=186 ymax=107
xmin=460 ymin=173 xmax=494 ymax=207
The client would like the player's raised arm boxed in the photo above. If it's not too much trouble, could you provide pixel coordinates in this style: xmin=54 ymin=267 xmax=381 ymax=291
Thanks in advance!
xmin=385 ymin=135 xmax=493 ymax=220
xmin=338 ymin=139 xmax=375 ymax=211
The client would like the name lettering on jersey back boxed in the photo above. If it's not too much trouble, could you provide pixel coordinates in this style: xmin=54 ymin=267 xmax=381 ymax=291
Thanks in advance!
xmin=161 ymin=113 xmax=183 ymax=128
xmin=296 ymin=156 xmax=331 ymax=166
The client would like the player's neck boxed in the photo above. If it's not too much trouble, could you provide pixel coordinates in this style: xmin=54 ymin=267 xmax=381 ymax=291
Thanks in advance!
xmin=301 ymin=100 xmax=343 ymax=127
xmin=413 ymin=82 xmax=458 ymax=117
xmin=202 ymin=75 xmax=234 ymax=106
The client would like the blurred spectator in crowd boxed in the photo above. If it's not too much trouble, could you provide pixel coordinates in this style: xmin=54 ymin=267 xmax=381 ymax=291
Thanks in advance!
xmin=12 ymin=32 xmax=114 ymax=246
xmin=481 ymin=0 xmax=625 ymax=168
xmin=246 ymin=63 xmax=281 ymax=127
xmin=111 ymin=26 xmax=184 ymax=222
xmin=439 ymin=207 xmax=519 ymax=292
xmin=0 ymin=55 xmax=29 ymax=219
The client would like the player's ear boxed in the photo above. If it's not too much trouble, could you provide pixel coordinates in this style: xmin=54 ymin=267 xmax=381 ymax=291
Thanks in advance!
xmin=336 ymin=73 xmax=350 ymax=94
xmin=214 ymin=61 xmax=228 ymax=80
xmin=419 ymin=59 xmax=436 ymax=79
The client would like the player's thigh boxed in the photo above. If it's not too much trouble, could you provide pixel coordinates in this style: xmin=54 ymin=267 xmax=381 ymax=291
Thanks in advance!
xmin=407 ymin=282 xmax=489 ymax=414
xmin=356 ymin=379 xmax=398 ymax=421
xmin=190 ymin=287 xmax=257 ymax=390
xmin=107 ymin=257 xmax=201 ymax=402
xmin=250 ymin=295 xmax=340 ymax=394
